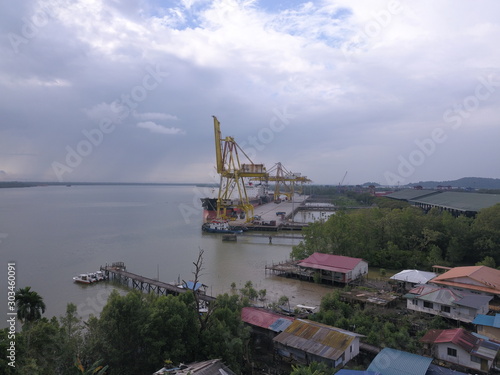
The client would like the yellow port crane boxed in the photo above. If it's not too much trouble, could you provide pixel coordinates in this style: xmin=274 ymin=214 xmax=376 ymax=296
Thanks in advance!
xmin=213 ymin=116 xmax=268 ymax=222
xmin=262 ymin=162 xmax=311 ymax=201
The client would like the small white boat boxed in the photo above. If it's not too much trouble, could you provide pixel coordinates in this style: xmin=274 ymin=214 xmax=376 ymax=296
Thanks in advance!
xmin=95 ymin=270 xmax=105 ymax=281
xmin=73 ymin=273 xmax=93 ymax=284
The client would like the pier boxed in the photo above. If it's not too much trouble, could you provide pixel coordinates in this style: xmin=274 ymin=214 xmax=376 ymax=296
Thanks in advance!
xmin=228 ymin=195 xmax=322 ymax=231
xmin=100 ymin=262 xmax=216 ymax=304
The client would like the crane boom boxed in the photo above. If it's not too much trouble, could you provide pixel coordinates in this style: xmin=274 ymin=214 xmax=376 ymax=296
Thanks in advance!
xmin=213 ymin=116 xmax=224 ymax=174
xmin=211 ymin=116 xmax=268 ymax=222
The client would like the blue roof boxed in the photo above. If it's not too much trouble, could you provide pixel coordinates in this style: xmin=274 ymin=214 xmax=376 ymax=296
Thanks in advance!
xmin=367 ymin=348 xmax=432 ymax=375
xmin=182 ymin=281 xmax=204 ymax=291
xmin=336 ymin=371 xmax=381 ymax=375
xmin=268 ymin=318 xmax=294 ymax=332
xmin=426 ymin=363 xmax=467 ymax=375
xmin=473 ymin=313 xmax=500 ymax=328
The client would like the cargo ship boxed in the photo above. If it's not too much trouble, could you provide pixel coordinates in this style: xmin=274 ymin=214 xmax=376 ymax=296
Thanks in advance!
xmin=201 ymin=182 xmax=272 ymax=222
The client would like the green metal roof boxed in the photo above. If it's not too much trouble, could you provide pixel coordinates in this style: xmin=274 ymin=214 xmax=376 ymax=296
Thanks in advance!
xmin=367 ymin=348 xmax=432 ymax=375
xmin=410 ymin=192 xmax=500 ymax=213
xmin=385 ymin=189 xmax=439 ymax=201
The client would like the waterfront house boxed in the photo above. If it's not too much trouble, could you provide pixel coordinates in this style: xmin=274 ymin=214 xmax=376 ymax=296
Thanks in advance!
xmin=473 ymin=313 xmax=500 ymax=342
xmin=241 ymin=307 xmax=294 ymax=352
xmin=404 ymin=284 xmax=492 ymax=323
xmin=390 ymin=269 xmax=437 ymax=291
xmin=273 ymin=319 xmax=362 ymax=367
xmin=429 ymin=265 xmax=500 ymax=297
xmin=420 ymin=328 xmax=500 ymax=373
xmin=297 ymin=253 xmax=368 ymax=285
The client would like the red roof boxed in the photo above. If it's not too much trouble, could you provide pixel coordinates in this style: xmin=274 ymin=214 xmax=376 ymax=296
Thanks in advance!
xmin=431 ymin=266 xmax=500 ymax=295
xmin=241 ymin=307 xmax=294 ymax=330
xmin=298 ymin=252 xmax=364 ymax=273
xmin=420 ymin=328 xmax=477 ymax=352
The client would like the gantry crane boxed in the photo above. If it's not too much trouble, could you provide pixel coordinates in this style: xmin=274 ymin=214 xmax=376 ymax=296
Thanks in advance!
xmin=257 ymin=162 xmax=311 ymax=201
xmin=212 ymin=116 xmax=268 ymax=222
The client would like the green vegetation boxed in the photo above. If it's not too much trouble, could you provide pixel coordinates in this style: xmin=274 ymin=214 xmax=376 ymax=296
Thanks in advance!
xmin=290 ymin=361 xmax=338 ymax=375
xmin=5 ymin=289 xmax=251 ymax=375
xmin=7 ymin=197 xmax=500 ymax=374
xmin=311 ymin=292 xmax=449 ymax=354
xmin=292 ymin=204 xmax=500 ymax=270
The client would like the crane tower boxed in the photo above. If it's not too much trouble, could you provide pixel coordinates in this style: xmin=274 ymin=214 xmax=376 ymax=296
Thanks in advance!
xmin=212 ymin=116 xmax=268 ymax=222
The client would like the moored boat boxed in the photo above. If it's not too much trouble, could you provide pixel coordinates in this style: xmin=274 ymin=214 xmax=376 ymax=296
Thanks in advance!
xmin=73 ymin=273 xmax=93 ymax=284
xmin=73 ymin=270 xmax=106 ymax=284
xmin=201 ymin=220 xmax=243 ymax=234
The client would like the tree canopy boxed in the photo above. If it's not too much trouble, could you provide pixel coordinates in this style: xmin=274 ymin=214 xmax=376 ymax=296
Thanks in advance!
xmin=15 ymin=286 xmax=46 ymax=323
xmin=292 ymin=204 xmax=500 ymax=270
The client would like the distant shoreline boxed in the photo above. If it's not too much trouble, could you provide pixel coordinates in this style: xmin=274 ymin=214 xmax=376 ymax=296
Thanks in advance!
xmin=0 ymin=181 xmax=218 ymax=189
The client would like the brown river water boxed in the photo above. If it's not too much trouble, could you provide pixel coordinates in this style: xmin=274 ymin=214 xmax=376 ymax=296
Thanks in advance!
xmin=0 ymin=184 xmax=334 ymax=325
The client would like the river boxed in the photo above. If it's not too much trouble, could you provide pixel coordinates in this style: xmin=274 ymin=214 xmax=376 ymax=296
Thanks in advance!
xmin=0 ymin=184 xmax=332 ymax=326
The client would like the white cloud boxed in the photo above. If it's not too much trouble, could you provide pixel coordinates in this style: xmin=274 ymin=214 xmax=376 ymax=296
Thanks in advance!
xmin=133 ymin=111 xmax=178 ymax=121
xmin=1 ymin=0 xmax=500 ymax=184
xmin=136 ymin=121 xmax=185 ymax=135
xmin=83 ymin=102 xmax=124 ymax=124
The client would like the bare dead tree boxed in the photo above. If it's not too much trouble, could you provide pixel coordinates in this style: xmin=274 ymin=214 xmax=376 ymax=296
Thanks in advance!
xmin=183 ymin=248 xmax=215 ymax=332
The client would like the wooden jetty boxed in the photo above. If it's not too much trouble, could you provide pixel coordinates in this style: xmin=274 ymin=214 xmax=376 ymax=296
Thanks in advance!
xmin=100 ymin=262 xmax=216 ymax=304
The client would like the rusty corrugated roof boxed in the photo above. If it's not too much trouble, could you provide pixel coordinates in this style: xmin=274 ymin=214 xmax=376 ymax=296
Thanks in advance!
xmin=273 ymin=319 xmax=361 ymax=360
xmin=241 ymin=307 xmax=294 ymax=332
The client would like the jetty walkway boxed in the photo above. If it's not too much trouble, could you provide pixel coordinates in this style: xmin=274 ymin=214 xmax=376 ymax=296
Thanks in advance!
xmin=100 ymin=262 xmax=216 ymax=304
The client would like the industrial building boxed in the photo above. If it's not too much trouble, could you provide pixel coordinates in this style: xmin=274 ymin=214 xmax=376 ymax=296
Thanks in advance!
xmin=385 ymin=189 xmax=500 ymax=216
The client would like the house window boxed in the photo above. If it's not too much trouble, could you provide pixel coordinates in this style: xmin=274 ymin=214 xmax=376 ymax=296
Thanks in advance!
xmin=447 ymin=348 xmax=457 ymax=357
xmin=471 ymin=355 xmax=481 ymax=363
xmin=441 ymin=305 xmax=451 ymax=313
xmin=423 ymin=301 xmax=434 ymax=309
xmin=412 ymin=299 xmax=418 ymax=305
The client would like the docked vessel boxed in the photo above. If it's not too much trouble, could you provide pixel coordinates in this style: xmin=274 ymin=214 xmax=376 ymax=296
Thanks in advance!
xmin=73 ymin=270 xmax=107 ymax=284
xmin=201 ymin=183 xmax=271 ymax=222
xmin=201 ymin=220 xmax=243 ymax=234
xmin=73 ymin=273 xmax=94 ymax=284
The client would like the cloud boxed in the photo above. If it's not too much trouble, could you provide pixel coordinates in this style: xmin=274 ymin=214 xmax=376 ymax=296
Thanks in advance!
xmin=83 ymin=102 xmax=127 ymax=124
xmin=136 ymin=121 xmax=185 ymax=135
xmin=133 ymin=111 xmax=178 ymax=121
xmin=1 ymin=0 xmax=500 ymax=184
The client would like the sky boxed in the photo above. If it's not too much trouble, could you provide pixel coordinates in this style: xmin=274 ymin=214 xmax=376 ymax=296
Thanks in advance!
xmin=0 ymin=0 xmax=499 ymax=186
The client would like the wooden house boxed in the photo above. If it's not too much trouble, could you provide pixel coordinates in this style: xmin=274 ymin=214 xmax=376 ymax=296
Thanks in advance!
xmin=273 ymin=319 xmax=362 ymax=367
xmin=297 ymin=253 xmax=368 ymax=285
xmin=420 ymin=328 xmax=500 ymax=373
xmin=404 ymin=284 xmax=491 ymax=323
xmin=429 ymin=265 xmax=500 ymax=297
xmin=473 ymin=313 xmax=500 ymax=342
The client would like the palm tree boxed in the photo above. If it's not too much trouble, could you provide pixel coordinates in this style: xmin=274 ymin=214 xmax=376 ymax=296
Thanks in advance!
xmin=76 ymin=358 xmax=109 ymax=375
xmin=15 ymin=286 xmax=46 ymax=323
